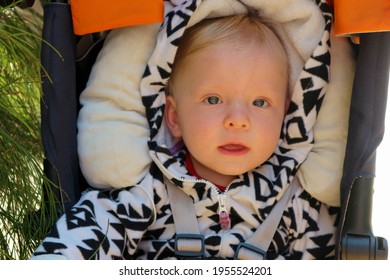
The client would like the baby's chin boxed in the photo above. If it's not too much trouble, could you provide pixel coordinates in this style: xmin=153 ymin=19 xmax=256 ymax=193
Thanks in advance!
xmin=218 ymin=164 xmax=263 ymax=177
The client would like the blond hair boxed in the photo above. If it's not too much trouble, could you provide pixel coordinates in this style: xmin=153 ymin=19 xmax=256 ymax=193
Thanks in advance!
xmin=166 ymin=14 xmax=288 ymax=96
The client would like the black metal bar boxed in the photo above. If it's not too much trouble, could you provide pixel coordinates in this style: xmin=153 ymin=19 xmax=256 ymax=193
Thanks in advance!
xmin=40 ymin=2 xmax=79 ymax=211
xmin=337 ymin=32 xmax=390 ymax=259
xmin=341 ymin=177 xmax=388 ymax=259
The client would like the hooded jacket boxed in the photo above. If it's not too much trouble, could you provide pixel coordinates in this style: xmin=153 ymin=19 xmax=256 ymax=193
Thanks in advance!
xmin=32 ymin=0 xmax=339 ymax=260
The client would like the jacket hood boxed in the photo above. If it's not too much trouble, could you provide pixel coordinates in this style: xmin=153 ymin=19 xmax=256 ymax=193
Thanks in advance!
xmin=140 ymin=0 xmax=332 ymax=200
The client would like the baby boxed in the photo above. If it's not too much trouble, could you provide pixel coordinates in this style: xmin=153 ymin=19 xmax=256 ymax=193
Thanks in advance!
xmin=31 ymin=14 xmax=337 ymax=260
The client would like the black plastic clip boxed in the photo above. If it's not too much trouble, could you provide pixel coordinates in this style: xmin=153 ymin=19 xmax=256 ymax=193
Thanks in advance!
xmin=234 ymin=242 xmax=267 ymax=260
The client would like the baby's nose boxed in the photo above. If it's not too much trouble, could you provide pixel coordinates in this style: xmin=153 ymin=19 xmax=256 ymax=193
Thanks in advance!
xmin=224 ymin=105 xmax=250 ymax=129
xmin=226 ymin=120 xmax=249 ymax=129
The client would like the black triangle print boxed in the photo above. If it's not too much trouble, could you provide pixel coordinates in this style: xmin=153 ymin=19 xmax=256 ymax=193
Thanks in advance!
xmin=300 ymin=77 xmax=314 ymax=91
xmin=78 ymin=229 xmax=110 ymax=259
xmin=142 ymin=203 xmax=153 ymax=219
xmin=303 ymin=88 xmax=321 ymax=115
xmin=273 ymin=176 xmax=285 ymax=191
xmin=287 ymin=249 xmax=303 ymax=260
xmin=271 ymin=163 xmax=285 ymax=179
xmin=42 ymin=241 xmax=67 ymax=253
xmin=305 ymin=63 xmax=329 ymax=82
xmin=308 ymin=234 xmax=334 ymax=259
xmin=66 ymin=208 xmax=95 ymax=230
xmin=150 ymin=81 xmax=165 ymax=87
xmin=157 ymin=65 xmax=171 ymax=79
xmin=194 ymin=182 xmax=207 ymax=200
xmin=48 ymin=224 xmax=60 ymax=238
xmin=253 ymin=172 xmax=274 ymax=202
xmin=303 ymin=211 xmax=320 ymax=233
xmin=163 ymin=212 xmax=174 ymax=225
xmin=187 ymin=0 xmax=198 ymax=13
xmin=275 ymin=153 xmax=296 ymax=167
xmin=286 ymin=100 xmax=299 ymax=114
xmin=142 ymin=65 xmax=151 ymax=78
xmin=142 ymin=93 xmax=159 ymax=109
xmin=328 ymin=206 xmax=340 ymax=227
xmin=116 ymin=203 xmax=128 ymax=217
xmin=171 ymin=37 xmax=181 ymax=47
xmin=166 ymin=10 xmax=190 ymax=37
xmin=229 ymin=207 xmax=245 ymax=228
xmin=92 ymin=228 xmax=110 ymax=254
xmin=299 ymin=190 xmax=321 ymax=212
xmin=205 ymin=235 xmax=221 ymax=247
xmin=313 ymin=50 xmax=330 ymax=66
xmin=311 ymin=234 xmax=333 ymax=248
xmin=278 ymin=146 xmax=292 ymax=154
xmin=286 ymin=117 xmax=308 ymax=145
xmin=206 ymin=202 xmax=219 ymax=215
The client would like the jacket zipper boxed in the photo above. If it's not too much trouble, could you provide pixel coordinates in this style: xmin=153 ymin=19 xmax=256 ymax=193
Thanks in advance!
xmin=218 ymin=192 xmax=231 ymax=230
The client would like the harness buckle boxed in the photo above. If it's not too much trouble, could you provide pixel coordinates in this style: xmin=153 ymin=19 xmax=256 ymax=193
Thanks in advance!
xmin=175 ymin=234 xmax=205 ymax=258
xmin=234 ymin=242 xmax=267 ymax=260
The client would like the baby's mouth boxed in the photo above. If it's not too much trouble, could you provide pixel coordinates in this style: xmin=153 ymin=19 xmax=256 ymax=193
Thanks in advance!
xmin=218 ymin=144 xmax=249 ymax=155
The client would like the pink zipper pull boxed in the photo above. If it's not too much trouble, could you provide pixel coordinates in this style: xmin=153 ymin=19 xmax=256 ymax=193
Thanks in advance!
xmin=218 ymin=193 xmax=231 ymax=230
xmin=219 ymin=210 xmax=231 ymax=230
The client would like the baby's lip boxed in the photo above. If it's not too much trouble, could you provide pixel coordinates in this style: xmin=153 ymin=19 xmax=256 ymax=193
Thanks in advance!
xmin=218 ymin=143 xmax=249 ymax=155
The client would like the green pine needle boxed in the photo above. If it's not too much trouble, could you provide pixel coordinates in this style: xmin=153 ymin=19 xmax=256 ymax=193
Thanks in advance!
xmin=1 ymin=3 xmax=60 ymax=260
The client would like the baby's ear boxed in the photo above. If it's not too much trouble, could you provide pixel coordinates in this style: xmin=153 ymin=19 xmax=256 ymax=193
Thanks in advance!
xmin=165 ymin=95 xmax=182 ymax=138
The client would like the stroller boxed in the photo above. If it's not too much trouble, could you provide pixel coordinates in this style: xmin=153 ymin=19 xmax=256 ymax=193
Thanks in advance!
xmin=23 ymin=0 xmax=390 ymax=259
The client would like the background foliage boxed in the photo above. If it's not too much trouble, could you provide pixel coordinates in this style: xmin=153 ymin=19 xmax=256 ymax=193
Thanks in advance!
xmin=0 ymin=1 xmax=59 ymax=260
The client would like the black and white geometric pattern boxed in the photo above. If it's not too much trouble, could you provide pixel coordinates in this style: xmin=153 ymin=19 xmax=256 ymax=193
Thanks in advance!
xmin=32 ymin=0 xmax=339 ymax=260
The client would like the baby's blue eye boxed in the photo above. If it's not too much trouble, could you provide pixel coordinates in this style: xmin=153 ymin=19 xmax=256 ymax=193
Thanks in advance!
xmin=206 ymin=96 xmax=221 ymax=105
xmin=253 ymin=99 xmax=268 ymax=107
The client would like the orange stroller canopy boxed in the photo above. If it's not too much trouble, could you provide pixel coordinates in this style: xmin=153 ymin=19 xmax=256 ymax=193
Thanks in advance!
xmin=70 ymin=0 xmax=164 ymax=35
xmin=330 ymin=0 xmax=390 ymax=35
xmin=70 ymin=0 xmax=389 ymax=36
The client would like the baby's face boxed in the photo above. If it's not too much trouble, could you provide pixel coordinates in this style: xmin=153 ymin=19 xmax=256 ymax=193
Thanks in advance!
xmin=168 ymin=40 xmax=289 ymax=186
